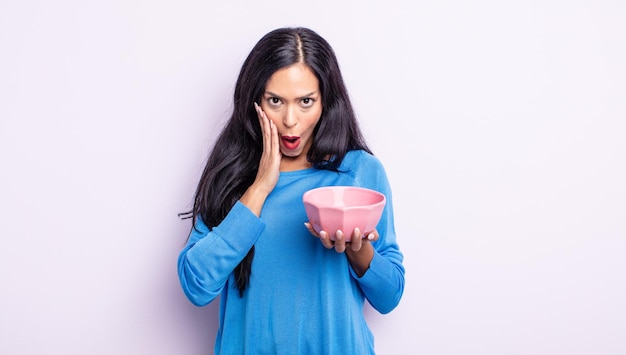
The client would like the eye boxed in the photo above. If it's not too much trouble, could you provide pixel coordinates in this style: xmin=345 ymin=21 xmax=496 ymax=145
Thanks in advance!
xmin=267 ymin=97 xmax=282 ymax=106
xmin=301 ymin=98 xmax=314 ymax=107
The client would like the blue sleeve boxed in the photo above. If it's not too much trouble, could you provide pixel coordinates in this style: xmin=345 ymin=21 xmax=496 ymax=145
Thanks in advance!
xmin=177 ymin=201 xmax=265 ymax=306
xmin=349 ymin=153 xmax=405 ymax=314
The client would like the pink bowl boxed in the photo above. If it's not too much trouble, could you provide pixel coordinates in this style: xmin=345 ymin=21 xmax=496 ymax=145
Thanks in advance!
xmin=302 ymin=186 xmax=386 ymax=241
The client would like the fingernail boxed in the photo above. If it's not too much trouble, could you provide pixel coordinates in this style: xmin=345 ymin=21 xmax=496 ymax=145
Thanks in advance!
xmin=368 ymin=233 xmax=375 ymax=240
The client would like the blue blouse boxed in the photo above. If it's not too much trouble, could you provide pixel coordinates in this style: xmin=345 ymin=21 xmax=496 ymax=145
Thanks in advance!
xmin=178 ymin=150 xmax=405 ymax=354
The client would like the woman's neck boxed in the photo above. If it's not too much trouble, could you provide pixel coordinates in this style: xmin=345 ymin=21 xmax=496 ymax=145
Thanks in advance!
xmin=279 ymin=155 xmax=312 ymax=172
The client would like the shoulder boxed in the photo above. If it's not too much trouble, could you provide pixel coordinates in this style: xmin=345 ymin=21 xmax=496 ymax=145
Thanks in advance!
xmin=340 ymin=149 xmax=385 ymax=172
xmin=339 ymin=150 xmax=390 ymax=189
xmin=338 ymin=149 xmax=392 ymax=199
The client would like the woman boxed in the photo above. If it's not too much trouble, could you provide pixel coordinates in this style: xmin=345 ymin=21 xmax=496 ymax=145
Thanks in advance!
xmin=178 ymin=27 xmax=405 ymax=354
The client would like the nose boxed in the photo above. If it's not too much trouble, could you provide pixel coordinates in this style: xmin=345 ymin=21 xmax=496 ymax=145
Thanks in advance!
xmin=283 ymin=106 xmax=297 ymax=128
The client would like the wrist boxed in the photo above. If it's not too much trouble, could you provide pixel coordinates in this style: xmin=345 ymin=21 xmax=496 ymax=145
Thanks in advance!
xmin=346 ymin=241 xmax=374 ymax=277
xmin=240 ymin=184 xmax=269 ymax=217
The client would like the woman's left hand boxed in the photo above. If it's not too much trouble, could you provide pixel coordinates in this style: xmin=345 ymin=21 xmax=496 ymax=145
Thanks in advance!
xmin=305 ymin=223 xmax=378 ymax=276
xmin=304 ymin=223 xmax=378 ymax=253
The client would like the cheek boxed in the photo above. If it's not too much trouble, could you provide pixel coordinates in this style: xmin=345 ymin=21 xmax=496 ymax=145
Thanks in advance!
xmin=263 ymin=112 xmax=281 ymax=126
xmin=304 ymin=111 xmax=322 ymax=130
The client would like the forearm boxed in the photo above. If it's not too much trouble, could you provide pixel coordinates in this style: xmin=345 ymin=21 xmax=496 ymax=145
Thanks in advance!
xmin=353 ymin=249 xmax=405 ymax=314
xmin=239 ymin=183 xmax=270 ymax=217
xmin=178 ymin=202 xmax=265 ymax=305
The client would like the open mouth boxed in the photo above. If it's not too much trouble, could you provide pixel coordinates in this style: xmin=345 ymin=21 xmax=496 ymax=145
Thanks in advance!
xmin=281 ymin=136 xmax=301 ymax=150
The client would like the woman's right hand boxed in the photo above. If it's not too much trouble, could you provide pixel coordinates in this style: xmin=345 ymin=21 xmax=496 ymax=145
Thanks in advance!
xmin=253 ymin=102 xmax=281 ymax=193
xmin=239 ymin=103 xmax=281 ymax=216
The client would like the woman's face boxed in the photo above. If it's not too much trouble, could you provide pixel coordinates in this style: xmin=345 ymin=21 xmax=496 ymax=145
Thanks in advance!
xmin=261 ymin=63 xmax=322 ymax=171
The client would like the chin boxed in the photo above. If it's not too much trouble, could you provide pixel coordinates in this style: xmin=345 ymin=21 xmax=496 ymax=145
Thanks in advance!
xmin=280 ymin=149 xmax=303 ymax=158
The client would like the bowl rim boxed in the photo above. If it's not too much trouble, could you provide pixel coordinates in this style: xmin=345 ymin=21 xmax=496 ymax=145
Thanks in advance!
xmin=302 ymin=185 xmax=386 ymax=210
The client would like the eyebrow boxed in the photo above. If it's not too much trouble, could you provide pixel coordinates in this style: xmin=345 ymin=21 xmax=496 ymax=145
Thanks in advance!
xmin=264 ymin=91 xmax=319 ymax=100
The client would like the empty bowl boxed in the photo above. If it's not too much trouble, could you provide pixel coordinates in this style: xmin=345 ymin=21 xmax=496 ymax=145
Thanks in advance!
xmin=302 ymin=186 xmax=386 ymax=241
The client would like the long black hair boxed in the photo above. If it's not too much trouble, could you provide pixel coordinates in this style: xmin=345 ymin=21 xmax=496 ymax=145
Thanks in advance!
xmin=183 ymin=27 xmax=371 ymax=296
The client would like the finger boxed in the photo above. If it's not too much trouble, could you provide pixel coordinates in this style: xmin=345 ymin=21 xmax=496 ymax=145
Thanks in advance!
xmin=256 ymin=104 xmax=280 ymax=163
xmin=350 ymin=228 xmax=362 ymax=251
xmin=334 ymin=230 xmax=347 ymax=253
xmin=319 ymin=231 xmax=334 ymax=249
xmin=304 ymin=222 xmax=320 ymax=237
xmin=254 ymin=102 xmax=265 ymax=120
xmin=254 ymin=104 xmax=268 ymax=151
xmin=256 ymin=104 xmax=271 ymax=149
xmin=365 ymin=230 xmax=379 ymax=242
xmin=269 ymin=115 xmax=280 ymax=158
xmin=254 ymin=102 xmax=264 ymax=125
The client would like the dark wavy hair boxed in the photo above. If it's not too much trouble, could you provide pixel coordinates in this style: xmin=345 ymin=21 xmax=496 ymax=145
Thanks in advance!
xmin=183 ymin=27 xmax=371 ymax=296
